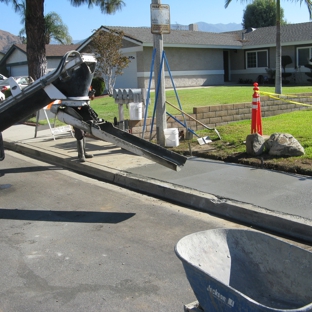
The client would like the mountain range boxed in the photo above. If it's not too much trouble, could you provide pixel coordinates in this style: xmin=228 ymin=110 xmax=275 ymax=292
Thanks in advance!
xmin=0 ymin=22 xmax=242 ymax=53
xmin=197 ymin=22 xmax=242 ymax=32
xmin=0 ymin=30 xmax=22 ymax=54
xmin=172 ymin=22 xmax=242 ymax=32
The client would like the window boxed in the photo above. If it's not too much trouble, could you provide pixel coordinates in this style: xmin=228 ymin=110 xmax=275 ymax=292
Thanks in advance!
xmin=297 ymin=47 xmax=312 ymax=67
xmin=246 ymin=50 xmax=268 ymax=68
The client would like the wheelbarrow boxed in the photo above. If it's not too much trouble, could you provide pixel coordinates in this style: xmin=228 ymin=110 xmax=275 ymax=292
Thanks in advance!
xmin=175 ymin=228 xmax=312 ymax=311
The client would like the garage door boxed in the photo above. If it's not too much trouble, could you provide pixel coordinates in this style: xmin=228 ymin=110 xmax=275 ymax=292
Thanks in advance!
xmin=11 ymin=65 xmax=28 ymax=77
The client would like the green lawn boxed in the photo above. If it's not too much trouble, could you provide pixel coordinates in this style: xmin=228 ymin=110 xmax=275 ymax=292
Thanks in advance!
xmin=197 ymin=110 xmax=312 ymax=159
xmin=32 ymin=85 xmax=312 ymax=161
xmin=90 ymin=85 xmax=312 ymax=122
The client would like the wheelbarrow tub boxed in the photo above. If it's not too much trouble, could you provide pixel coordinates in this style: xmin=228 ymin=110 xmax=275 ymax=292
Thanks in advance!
xmin=175 ymin=229 xmax=312 ymax=311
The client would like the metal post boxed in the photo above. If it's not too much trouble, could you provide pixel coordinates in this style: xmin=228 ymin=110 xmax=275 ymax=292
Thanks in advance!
xmin=152 ymin=0 xmax=167 ymax=146
xmin=118 ymin=103 xmax=124 ymax=130
xmin=275 ymin=0 xmax=282 ymax=95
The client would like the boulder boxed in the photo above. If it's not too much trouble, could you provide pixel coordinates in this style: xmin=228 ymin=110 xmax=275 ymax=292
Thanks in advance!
xmin=246 ymin=133 xmax=266 ymax=156
xmin=265 ymin=133 xmax=305 ymax=156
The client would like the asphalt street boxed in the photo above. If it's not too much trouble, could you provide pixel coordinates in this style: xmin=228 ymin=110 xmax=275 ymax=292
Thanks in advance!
xmin=3 ymin=124 xmax=312 ymax=243
xmin=0 ymin=150 xmax=256 ymax=312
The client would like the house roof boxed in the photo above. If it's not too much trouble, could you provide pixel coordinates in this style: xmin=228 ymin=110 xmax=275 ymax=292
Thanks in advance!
xmin=98 ymin=26 xmax=243 ymax=48
xmin=12 ymin=44 xmax=80 ymax=56
xmin=228 ymin=22 xmax=312 ymax=48
xmin=0 ymin=43 xmax=81 ymax=67
xmin=97 ymin=22 xmax=312 ymax=50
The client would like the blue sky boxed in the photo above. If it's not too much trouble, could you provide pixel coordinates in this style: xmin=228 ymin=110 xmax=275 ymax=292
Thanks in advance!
xmin=0 ymin=0 xmax=311 ymax=41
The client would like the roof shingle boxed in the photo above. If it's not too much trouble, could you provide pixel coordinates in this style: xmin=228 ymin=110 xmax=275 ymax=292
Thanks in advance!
xmin=13 ymin=44 xmax=80 ymax=56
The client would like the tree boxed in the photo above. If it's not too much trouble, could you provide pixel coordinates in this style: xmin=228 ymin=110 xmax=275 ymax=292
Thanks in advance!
xmin=242 ymin=0 xmax=286 ymax=29
xmin=0 ymin=0 xmax=125 ymax=80
xmin=43 ymin=12 xmax=72 ymax=44
xmin=225 ymin=0 xmax=312 ymax=94
xmin=89 ymin=28 xmax=130 ymax=95
xmin=18 ymin=1 xmax=72 ymax=45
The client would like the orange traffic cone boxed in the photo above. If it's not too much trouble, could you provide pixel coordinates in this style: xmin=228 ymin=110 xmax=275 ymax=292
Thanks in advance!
xmin=251 ymin=82 xmax=262 ymax=135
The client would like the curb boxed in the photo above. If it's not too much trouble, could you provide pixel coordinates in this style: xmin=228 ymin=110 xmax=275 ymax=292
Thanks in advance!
xmin=4 ymin=140 xmax=312 ymax=244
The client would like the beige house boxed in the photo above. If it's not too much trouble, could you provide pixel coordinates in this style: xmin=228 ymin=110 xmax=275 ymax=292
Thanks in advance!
xmin=103 ymin=22 xmax=312 ymax=88
xmin=78 ymin=25 xmax=241 ymax=88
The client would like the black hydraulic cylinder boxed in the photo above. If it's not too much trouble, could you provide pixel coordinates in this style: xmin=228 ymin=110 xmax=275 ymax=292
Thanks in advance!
xmin=0 ymin=132 xmax=4 ymax=161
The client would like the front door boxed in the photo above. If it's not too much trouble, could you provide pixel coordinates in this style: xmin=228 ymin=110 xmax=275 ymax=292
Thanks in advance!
xmin=223 ymin=51 xmax=230 ymax=82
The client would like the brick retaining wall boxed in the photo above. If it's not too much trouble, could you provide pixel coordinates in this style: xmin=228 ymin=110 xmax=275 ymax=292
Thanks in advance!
xmin=128 ymin=93 xmax=312 ymax=139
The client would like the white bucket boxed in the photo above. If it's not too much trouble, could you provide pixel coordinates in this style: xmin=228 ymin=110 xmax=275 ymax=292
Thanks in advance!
xmin=129 ymin=102 xmax=143 ymax=120
xmin=164 ymin=128 xmax=179 ymax=147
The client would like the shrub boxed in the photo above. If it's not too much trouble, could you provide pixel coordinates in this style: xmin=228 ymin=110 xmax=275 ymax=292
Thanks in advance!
xmin=91 ymin=77 xmax=105 ymax=96
xmin=304 ymin=58 xmax=312 ymax=84
xmin=238 ymin=78 xmax=254 ymax=84
xmin=4 ymin=89 xmax=11 ymax=98
xmin=265 ymin=68 xmax=275 ymax=79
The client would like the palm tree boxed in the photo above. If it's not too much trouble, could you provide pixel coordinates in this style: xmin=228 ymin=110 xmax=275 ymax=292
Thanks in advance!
xmin=19 ymin=3 xmax=72 ymax=45
xmin=44 ymin=12 xmax=72 ymax=44
xmin=70 ymin=0 xmax=125 ymax=13
xmin=0 ymin=0 xmax=125 ymax=80
xmin=225 ymin=0 xmax=312 ymax=94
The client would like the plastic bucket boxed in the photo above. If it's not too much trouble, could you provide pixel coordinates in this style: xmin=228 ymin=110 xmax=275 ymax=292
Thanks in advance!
xmin=164 ymin=128 xmax=179 ymax=147
xmin=129 ymin=102 xmax=143 ymax=120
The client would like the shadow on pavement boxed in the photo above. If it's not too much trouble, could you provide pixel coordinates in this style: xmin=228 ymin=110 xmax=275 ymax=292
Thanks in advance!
xmin=0 ymin=208 xmax=135 ymax=223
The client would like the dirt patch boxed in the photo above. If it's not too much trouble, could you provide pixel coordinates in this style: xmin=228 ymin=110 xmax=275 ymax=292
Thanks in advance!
xmin=171 ymin=141 xmax=312 ymax=177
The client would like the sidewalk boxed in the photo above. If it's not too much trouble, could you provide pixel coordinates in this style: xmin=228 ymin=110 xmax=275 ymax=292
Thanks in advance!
xmin=3 ymin=124 xmax=312 ymax=243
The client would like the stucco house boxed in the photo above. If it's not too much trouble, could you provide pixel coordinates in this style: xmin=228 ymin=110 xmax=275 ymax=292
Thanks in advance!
xmin=1 ymin=22 xmax=312 ymax=89
xmin=104 ymin=22 xmax=312 ymax=88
